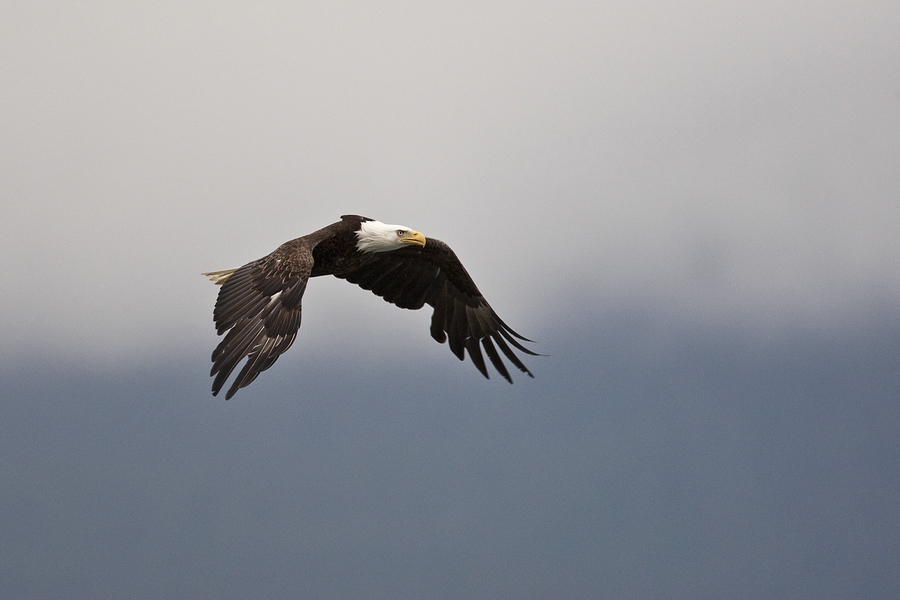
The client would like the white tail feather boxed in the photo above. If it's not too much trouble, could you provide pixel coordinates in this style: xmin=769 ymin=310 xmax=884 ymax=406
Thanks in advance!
xmin=202 ymin=268 xmax=237 ymax=285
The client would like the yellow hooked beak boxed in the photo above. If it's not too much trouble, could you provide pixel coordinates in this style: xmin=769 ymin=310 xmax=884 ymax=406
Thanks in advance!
xmin=400 ymin=229 xmax=426 ymax=247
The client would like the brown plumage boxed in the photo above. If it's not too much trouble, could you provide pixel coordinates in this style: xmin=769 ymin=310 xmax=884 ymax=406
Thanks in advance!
xmin=204 ymin=215 xmax=537 ymax=399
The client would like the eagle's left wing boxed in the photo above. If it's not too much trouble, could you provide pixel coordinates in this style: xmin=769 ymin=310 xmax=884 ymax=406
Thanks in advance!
xmin=337 ymin=239 xmax=537 ymax=382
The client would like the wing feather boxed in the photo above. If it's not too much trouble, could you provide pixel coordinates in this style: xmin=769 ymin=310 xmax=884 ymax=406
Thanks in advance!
xmin=492 ymin=333 xmax=532 ymax=378
xmin=465 ymin=335 xmax=489 ymax=379
xmin=209 ymin=244 xmax=311 ymax=399
xmin=338 ymin=237 xmax=536 ymax=381
xmin=430 ymin=295 xmax=448 ymax=344
xmin=481 ymin=336 xmax=512 ymax=382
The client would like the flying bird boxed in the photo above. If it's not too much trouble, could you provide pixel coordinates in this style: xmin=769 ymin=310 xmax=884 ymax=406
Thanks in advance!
xmin=203 ymin=215 xmax=537 ymax=399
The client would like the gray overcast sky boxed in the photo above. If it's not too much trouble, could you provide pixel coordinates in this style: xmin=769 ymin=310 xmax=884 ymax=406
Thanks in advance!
xmin=1 ymin=0 xmax=898 ymax=365
xmin=2 ymin=4 xmax=899 ymax=598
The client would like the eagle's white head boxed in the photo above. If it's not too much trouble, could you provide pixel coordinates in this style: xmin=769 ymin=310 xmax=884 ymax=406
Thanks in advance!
xmin=355 ymin=220 xmax=427 ymax=253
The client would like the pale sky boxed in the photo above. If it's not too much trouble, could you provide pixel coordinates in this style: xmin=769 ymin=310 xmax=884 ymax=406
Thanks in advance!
xmin=2 ymin=1 xmax=898 ymax=365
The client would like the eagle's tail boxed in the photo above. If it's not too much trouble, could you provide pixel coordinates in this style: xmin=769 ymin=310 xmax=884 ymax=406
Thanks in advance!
xmin=201 ymin=268 xmax=237 ymax=286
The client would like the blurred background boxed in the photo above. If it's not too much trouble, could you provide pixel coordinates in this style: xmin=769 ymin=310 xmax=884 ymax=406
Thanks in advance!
xmin=1 ymin=1 xmax=898 ymax=598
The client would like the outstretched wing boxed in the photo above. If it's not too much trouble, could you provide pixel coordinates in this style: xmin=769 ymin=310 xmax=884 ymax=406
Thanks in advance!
xmin=337 ymin=238 xmax=537 ymax=382
xmin=208 ymin=245 xmax=311 ymax=400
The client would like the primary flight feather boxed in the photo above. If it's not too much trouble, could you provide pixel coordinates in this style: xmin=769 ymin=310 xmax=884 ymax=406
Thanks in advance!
xmin=203 ymin=214 xmax=537 ymax=399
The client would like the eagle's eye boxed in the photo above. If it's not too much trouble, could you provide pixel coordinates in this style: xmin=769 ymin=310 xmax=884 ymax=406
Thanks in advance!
xmin=397 ymin=229 xmax=406 ymax=236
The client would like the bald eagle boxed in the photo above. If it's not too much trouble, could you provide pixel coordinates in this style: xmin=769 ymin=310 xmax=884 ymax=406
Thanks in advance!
xmin=203 ymin=215 xmax=537 ymax=399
